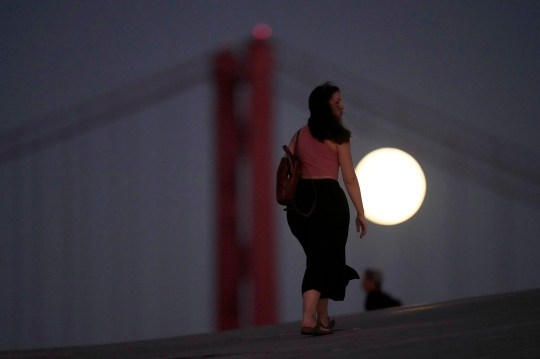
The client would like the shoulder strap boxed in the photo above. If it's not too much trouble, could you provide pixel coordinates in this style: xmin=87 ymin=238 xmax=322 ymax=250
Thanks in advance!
xmin=282 ymin=129 xmax=302 ymax=158
xmin=293 ymin=129 xmax=301 ymax=157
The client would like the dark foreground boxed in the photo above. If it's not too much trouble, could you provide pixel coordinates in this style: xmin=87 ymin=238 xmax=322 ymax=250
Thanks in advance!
xmin=2 ymin=289 xmax=540 ymax=358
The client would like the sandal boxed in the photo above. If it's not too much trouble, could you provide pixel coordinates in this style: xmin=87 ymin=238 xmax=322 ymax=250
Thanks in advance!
xmin=301 ymin=322 xmax=334 ymax=336
xmin=328 ymin=318 xmax=336 ymax=330
xmin=318 ymin=318 xmax=336 ymax=329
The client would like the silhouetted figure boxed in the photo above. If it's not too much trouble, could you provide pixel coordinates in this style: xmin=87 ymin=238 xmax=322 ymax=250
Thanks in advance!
xmin=362 ymin=269 xmax=401 ymax=311
xmin=285 ymin=82 xmax=368 ymax=336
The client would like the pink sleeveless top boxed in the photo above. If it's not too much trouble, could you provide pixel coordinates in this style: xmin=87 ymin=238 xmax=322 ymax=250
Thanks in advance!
xmin=294 ymin=126 xmax=339 ymax=180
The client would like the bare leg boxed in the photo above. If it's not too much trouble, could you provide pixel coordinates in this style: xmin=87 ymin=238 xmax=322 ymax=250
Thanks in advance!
xmin=302 ymin=290 xmax=320 ymax=328
xmin=316 ymin=298 xmax=330 ymax=327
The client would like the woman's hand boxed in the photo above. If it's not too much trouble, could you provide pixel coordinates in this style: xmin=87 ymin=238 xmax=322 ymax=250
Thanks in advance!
xmin=356 ymin=212 xmax=368 ymax=239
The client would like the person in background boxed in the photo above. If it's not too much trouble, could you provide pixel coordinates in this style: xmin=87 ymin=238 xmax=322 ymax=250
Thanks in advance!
xmin=362 ymin=269 xmax=402 ymax=311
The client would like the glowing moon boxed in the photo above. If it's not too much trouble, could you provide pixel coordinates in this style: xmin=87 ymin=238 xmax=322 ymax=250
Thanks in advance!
xmin=355 ymin=148 xmax=426 ymax=225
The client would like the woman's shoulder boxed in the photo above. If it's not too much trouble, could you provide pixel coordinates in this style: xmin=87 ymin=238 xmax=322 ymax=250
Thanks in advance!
xmin=300 ymin=126 xmax=338 ymax=152
xmin=324 ymin=139 xmax=338 ymax=152
xmin=296 ymin=126 xmax=309 ymax=142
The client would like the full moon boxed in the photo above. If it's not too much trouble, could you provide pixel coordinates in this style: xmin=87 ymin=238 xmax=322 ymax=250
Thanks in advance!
xmin=355 ymin=148 xmax=426 ymax=226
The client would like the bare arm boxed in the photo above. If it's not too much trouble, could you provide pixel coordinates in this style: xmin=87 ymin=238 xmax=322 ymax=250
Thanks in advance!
xmin=337 ymin=141 xmax=368 ymax=238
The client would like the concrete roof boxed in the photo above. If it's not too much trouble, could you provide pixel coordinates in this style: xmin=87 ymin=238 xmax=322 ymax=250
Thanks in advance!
xmin=2 ymin=288 xmax=540 ymax=358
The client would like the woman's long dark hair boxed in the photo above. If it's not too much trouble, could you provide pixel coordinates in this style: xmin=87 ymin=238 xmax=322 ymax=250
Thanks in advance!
xmin=307 ymin=81 xmax=351 ymax=144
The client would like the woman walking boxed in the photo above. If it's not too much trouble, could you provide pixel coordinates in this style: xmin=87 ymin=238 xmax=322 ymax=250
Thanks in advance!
xmin=286 ymin=82 xmax=368 ymax=335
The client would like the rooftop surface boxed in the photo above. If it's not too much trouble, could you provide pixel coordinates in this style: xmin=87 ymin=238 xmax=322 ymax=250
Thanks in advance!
xmin=2 ymin=288 xmax=540 ymax=358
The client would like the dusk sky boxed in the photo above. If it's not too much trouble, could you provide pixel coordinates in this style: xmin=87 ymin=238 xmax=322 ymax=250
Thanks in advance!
xmin=2 ymin=1 xmax=539 ymax=147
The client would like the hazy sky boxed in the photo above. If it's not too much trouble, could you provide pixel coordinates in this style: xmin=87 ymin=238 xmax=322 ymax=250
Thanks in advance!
xmin=2 ymin=0 xmax=539 ymax=151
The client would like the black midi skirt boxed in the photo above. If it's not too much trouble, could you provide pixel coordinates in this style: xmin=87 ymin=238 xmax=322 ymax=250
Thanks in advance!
xmin=287 ymin=179 xmax=359 ymax=301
